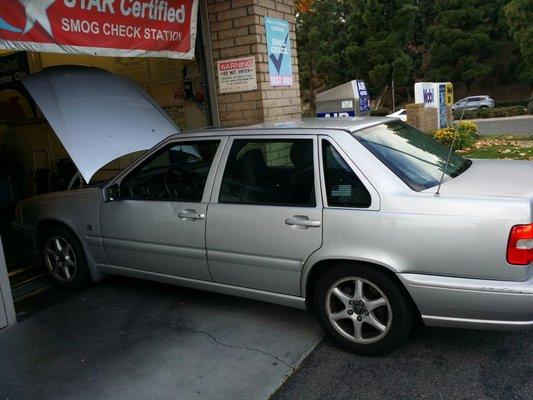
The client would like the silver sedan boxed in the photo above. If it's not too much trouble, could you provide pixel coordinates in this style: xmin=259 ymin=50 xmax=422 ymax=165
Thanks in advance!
xmin=13 ymin=67 xmax=533 ymax=355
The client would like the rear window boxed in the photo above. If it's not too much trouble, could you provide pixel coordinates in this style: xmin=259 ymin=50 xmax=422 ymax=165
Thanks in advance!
xmin=354 ymin=121 xmax=471 ymax=191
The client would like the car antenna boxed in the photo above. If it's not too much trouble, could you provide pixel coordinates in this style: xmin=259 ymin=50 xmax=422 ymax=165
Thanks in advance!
xmin=435 ymin=95 xmax=468 ymax=196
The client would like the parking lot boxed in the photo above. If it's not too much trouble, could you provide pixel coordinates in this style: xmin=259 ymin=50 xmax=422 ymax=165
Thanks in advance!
xmin=274 ymin=327 xmax=532 ymax=400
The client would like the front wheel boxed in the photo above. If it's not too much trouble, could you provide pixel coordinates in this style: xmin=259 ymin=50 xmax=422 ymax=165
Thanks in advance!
xmin=314 ymin=263 xmax=415 ymax=355
xmin=40 ymin=226 xmax=92 ymax=289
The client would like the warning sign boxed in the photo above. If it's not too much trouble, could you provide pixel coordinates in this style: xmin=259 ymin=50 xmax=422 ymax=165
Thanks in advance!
xmin=217 ymin=56 xmax=257 ymax=94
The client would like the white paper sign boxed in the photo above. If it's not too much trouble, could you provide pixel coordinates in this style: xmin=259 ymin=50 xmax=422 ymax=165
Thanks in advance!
xmin=341 ymin=100 xmax=353 ymax=109
xmin=217 ymin=56 xmax=257 ymax=94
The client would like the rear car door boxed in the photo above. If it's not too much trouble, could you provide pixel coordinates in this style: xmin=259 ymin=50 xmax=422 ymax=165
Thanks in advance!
xmin=206 ymin=135 xmax=323 ymax=296
xmin=467 ymin=97 xmax=480 ymax=110
xmin=100 ymin=138 xmax=225 ymax=280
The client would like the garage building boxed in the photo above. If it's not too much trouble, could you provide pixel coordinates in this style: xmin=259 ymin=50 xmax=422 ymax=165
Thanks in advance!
xmin=0 ymin=0 xmax=301 ymax=328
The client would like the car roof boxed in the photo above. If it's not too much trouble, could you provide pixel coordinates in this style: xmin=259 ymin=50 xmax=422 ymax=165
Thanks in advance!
xmin=173 ymin=117 xmax=394 ymax=139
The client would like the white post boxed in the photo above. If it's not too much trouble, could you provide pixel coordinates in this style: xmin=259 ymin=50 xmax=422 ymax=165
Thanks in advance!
xmin=0 ymin=237 xmax=16 ymax=328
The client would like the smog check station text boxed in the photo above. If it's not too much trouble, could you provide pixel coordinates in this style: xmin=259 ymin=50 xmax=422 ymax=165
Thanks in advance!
xmin=60 ymin=0 xmax=188 ymax=42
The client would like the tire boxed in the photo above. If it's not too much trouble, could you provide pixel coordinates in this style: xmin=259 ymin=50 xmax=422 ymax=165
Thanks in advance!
xmin=39 ymin=225 xmax=92 ymax=289
xmin=313 ymin=263 xmax=414 ymax=355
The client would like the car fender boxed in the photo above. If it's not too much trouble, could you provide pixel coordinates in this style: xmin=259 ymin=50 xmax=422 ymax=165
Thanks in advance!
xmin=301 ymin=248 xmax=404 ymax=298
xmin=22 ymin=188 xmax=106 ymax=281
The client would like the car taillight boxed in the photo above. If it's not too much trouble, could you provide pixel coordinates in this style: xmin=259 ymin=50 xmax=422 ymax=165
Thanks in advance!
xmin=507 ymin=224 xmax=533 ymax=265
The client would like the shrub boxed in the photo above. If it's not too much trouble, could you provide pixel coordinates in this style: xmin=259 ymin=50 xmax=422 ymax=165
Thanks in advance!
xmin=494 ymin=100 xmax=528 ymax=108
xmin=371 ymin=108 xmax=390 ymax=116
xmin=431 ymin=121 xmax=478 ymax=150
xmin=454 ymin=106 xmax=526 ymax=119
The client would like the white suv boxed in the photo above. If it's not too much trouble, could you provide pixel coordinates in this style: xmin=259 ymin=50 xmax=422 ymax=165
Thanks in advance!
xmin=453 ymin=95 xmax=495 ymax=112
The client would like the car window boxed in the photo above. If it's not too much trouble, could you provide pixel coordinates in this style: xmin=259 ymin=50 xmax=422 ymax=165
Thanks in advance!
xmin=322 ymin=140 xmax=371 ymax=208
xmin=355 ymin=120 xmax=471 ymax=191
xmin=120 ymin=140 xmax=220 ymax=202
xmin=219 ymin=139 xmax=316 ymax=207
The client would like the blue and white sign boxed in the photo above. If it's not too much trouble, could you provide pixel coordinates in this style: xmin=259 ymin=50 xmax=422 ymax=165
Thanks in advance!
xmin=438 ymin=83 xmax=447 ymax=128
xmin=355 ymin=80 xmax=370 ymax=113
xmin=264 ymin=17 xmax=293 ymax=87
xmin=317 ymin=111 xmax=356 ymax=118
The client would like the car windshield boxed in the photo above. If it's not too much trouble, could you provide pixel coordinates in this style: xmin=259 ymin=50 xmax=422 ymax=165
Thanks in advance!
xmin=354 ymin=120 xmax=471 ymax=191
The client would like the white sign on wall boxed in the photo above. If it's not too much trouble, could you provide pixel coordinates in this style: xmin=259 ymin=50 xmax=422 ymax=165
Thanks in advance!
xmin=217 ymin=56 xmax=257 ymax=94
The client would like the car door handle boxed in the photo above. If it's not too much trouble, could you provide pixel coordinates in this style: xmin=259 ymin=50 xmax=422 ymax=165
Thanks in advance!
xmin=178 ymin=210 xmax=205 ymax=220
xmin=285 ymin=216 xmax=321 ymax=228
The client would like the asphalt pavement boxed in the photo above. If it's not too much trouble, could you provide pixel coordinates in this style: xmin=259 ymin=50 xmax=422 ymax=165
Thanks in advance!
xmin=473 ymin=115 xmax=533 ymax=136
xmin=273 ymin=326 xmax=532 ymax=400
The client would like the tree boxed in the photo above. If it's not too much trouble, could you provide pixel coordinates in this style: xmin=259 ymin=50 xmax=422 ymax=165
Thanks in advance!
xmin=505 ymin=0 xmax=533 ymax=84
xmin=419 ymin=0 xmax=510 ymax=92
xmin=296 ymin=0 xmax=350 ymax=112
xmin=295 ymin=0 xmax=524 ymax=111
xmin=344 ymin=0 xmax=418 ymax=108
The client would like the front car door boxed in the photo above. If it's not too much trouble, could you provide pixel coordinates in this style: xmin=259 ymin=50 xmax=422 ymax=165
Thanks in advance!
xmin=206 ymin=134 xmax=323 ymax=296
xmin=100 ymin=138 xmax=225 ymax=280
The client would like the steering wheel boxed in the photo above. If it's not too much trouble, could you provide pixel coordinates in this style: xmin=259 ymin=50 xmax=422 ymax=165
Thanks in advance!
xmin=164 ymin=166 xmax=199 ymax=198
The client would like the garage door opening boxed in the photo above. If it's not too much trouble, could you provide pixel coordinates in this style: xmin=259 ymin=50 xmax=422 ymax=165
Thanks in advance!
xmin=0 ymin=21 xmax=214 ymax=319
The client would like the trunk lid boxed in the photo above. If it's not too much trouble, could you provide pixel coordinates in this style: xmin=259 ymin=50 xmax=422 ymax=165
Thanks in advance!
xmin=23 ymin=66 xmax=178 ymax=183
xmin=436 ymin=159 xmax=533 ymax=199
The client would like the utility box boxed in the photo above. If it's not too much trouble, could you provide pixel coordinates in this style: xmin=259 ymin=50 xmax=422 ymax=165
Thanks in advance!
xmin=414 ymin=82 xmax=453 ymax=128
xmin=316 ymin=80 xmax=371 ymax=118
xmin=445 ymin=82 xmax=454 ymax=105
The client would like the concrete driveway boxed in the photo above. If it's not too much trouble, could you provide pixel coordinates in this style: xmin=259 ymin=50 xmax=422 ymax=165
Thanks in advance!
xmin=0 ymin=277 xmax=322 ymax=400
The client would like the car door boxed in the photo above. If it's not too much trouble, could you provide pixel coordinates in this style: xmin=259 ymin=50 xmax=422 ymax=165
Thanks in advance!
xmin=100 ymin=138 xmax=225 ymax=280
xmin=466 ymin=97 xmax=479 ymax=110
xmin=206 ymin=134 xmax=323 ymax=296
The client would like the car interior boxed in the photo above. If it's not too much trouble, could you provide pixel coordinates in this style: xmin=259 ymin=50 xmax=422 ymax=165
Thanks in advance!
xmin=120 ymin=141 xmax=220 ymax=202
xmin=219 ymin=139 xmax=316 ymax=207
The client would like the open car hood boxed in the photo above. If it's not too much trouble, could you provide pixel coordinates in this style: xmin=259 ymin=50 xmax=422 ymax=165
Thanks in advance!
xmin=23 ymin=66 xmax=179 ymax=183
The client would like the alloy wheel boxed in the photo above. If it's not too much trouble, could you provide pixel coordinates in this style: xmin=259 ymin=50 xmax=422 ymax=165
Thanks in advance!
xmin=44 ymin=236 xmax=77 ymax=283
xmin=326 ymin=277 xmax=392 ymax=344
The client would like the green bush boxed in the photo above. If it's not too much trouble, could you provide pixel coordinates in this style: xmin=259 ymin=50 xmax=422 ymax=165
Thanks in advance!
xmin=370 ymin=108 xmax=390 ymax=116
xmin=494 ymin=100 xmax=528 ymax=108
xmin=430 ymin=121 xmax=479 ymax=150
xmin=454 ymin=106 xmax=526 ymax=119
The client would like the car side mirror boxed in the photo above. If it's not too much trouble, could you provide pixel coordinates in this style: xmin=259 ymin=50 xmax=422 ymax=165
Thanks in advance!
xmin=105 ymin=184 xmax=121 ymax=202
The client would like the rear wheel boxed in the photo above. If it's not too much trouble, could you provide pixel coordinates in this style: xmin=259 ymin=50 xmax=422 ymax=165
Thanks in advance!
xmin=40 ymin=226 xmax=91 ymax=289
xmin=314 ymin=263 xmax=414 ymax=355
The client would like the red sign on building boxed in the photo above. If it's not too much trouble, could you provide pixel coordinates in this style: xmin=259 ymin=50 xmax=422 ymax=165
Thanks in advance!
xmin=0 ymin=0 xmax=199 ymax=59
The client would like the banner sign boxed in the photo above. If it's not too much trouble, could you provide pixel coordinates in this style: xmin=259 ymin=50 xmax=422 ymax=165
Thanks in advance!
xmin=0 ymin=0 xmax=199 ymax=59
xmin=264 ymin=17 xmax=292 ymax=87
xmin=217 ymin=56 xmax=257 ymax=94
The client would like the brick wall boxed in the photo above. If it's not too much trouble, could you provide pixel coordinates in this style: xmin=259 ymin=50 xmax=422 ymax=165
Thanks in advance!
xmin=207 ymin=0 xmax=301 ymax=127
xmin=406 ymin=103 xmax=438 ymax=132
